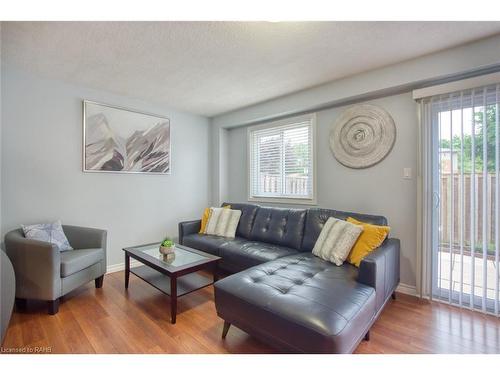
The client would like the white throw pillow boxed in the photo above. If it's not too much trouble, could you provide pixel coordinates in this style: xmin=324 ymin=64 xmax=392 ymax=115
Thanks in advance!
xmin=205 ymin=207 xmax=242 ymax=238
xmin=22 ymin=220 xmax=73 ymax=252
xmin=312 ymin=217 xmax=363 ymax=266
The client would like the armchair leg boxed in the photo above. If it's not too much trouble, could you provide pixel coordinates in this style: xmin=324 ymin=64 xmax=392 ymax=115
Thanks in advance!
xmin=392 ymin=292 xmax=397 ymax=300
xmin=222 ymin=321 xmax=231 ymax=339
xmin=48 ymin=299 xmax=59 ymax=315
xmin=95 ymin=275 xmax=104 ymax=288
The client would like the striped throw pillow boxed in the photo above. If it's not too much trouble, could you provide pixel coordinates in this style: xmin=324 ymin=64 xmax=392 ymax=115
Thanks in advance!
xmin=203 ymin=207 xmax=242 ymax=238
xmin=312 ymin=217 xmax=363 ymax=266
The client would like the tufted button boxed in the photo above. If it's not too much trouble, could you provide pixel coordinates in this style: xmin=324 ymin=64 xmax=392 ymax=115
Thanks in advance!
xmin=294 ymin=280 xmax=304 ymax=285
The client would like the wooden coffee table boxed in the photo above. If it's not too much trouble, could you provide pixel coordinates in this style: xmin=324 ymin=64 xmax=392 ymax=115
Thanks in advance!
xmin=122 ymin=242 xmax=220 ymax=324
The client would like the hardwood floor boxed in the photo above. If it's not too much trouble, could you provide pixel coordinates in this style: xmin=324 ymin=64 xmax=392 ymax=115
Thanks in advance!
xmin=2 ymin=270 xmax=500 ymax=354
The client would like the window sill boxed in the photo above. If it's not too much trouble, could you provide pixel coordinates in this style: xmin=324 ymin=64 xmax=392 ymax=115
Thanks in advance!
xmin=248 ymin=196 xmax=317 ymax=206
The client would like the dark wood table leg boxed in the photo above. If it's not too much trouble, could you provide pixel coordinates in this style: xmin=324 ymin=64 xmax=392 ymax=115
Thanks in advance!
xmin=170 ymin=276 xmax=177 ymax=324
xmin=125 ymin=253 xmax=130 ymax=289
xmin=213 ymin=263 xmax=219 ymax=282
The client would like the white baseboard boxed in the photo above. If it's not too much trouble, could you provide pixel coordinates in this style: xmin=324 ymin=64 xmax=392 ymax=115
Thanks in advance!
xmin=396 ymin=282 xmax=418 ymax=296
xmin=106 ymin=260 xmax=142 ymax=274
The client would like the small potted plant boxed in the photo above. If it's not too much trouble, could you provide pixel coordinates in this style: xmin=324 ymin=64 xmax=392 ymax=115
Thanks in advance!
xmin=159 ymin=236 xmax=175 ymax=255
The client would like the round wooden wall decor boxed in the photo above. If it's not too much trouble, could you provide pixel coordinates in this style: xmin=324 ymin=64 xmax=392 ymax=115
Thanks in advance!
xmin=330 ymin=104 xmax=396 ymax=169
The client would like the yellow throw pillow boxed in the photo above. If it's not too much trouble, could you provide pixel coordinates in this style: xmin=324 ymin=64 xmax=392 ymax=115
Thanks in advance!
xmin=346 ymin=217 xmax=390 ymax=267
xmin=199 ymin=205 xmax=231 ymax=234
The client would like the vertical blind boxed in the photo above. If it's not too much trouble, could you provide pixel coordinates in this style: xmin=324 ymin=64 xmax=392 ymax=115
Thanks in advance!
xmin=420 ymin=83 xmax=500 ymax=316
xmin=249 ymin=117 xmax=314 ymax=200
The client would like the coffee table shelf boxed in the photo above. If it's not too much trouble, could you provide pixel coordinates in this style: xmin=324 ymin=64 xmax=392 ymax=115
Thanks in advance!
xmin=130 ymin=265 xmax=213 ymax=297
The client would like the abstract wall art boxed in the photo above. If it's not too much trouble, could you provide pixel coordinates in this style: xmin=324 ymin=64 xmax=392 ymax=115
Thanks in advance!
xmin=83 ymin=101 xmax=171 ymax=174
xmin=330 ymin=104 xmax=396 ymax=169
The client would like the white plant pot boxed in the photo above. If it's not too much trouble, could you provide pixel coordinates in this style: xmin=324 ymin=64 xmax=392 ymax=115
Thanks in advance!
xmin=159 ymin=244 xmax=175 ymax=255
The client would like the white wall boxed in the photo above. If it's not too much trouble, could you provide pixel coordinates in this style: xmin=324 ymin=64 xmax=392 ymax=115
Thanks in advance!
xmin=211 ymin=126 xmax=229 ymax=207
xmin=1 ymin=66 xmax=211 ymax=268
xmin=226 ymin=93 xmax=418 ymax=287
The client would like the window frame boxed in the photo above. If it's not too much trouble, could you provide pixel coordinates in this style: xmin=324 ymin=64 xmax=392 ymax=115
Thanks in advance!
xmin=247 ymin=113 xmax=317 ymax=205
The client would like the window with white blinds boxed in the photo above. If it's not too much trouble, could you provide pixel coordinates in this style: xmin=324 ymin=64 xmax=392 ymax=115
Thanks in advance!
xmin=248 ymin=114 xmax=316 ymax=204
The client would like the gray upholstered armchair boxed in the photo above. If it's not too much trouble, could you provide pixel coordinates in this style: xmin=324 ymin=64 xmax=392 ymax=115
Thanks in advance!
xmin=4 ymin=225 xmax=107 ymax=315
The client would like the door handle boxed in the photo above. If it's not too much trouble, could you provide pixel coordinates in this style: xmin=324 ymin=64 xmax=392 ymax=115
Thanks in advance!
xmin=433 ymin=191 xmax=440 ymax=209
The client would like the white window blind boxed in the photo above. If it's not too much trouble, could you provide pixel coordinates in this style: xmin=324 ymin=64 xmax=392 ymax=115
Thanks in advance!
xmin=248 ymin=114 xmax=315 ymax=203
xmin=419 ymin=83 xmax=500 ymax=316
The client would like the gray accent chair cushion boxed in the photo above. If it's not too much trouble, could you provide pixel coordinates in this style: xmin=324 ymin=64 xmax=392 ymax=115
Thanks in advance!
xmin=60 ymin=248 xmax=104 ymax=277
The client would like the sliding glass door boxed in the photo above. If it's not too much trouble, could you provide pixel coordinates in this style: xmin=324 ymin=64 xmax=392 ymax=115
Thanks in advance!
xmin=426 ymin=84 xmax=500 ymax=315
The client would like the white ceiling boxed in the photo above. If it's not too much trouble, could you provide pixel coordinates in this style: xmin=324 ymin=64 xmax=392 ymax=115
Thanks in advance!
xmin=3 ymin=21 xmax=500 ymax=117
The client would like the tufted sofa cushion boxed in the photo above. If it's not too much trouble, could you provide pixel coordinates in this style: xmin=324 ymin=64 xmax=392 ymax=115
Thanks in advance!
xmin=301 ymin=208 xmax=388 ymax=252
xmin=218 ymin=239 xmax=299 ymax=273
xmin=215 ymin=252 xmax=377 ymax=353
xmin=222 ymin=203 xmax=259 ymax=239
xmin=182 ymin=233 xmax=299 ymax=270
xmin=182 ymin=233 xmax=232 ymax=256
xmin=249 ymin=207 xmax=306 ymax=250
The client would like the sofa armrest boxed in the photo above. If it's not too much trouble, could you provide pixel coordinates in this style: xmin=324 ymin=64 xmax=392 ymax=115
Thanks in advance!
xmin=357 ymin=238 xmax=400 ymax=311
xmin=178 ymin=220 xmax=201 ymax=245
xmin=4 ymin=229 xmax=62 ymax=301
xmin=62 ymin=225 xmax=107 ymax=251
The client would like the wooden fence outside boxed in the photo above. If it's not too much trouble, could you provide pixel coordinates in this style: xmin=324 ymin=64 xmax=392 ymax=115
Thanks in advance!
xmin=440 ymin=173 xmax=497 ymax=251
xmin=260 ymin=174 xmax=309 ymax=196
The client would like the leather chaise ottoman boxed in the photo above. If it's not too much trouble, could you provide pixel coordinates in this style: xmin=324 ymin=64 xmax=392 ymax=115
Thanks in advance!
xmin=214 ymin=253 xmax=377 ymax=353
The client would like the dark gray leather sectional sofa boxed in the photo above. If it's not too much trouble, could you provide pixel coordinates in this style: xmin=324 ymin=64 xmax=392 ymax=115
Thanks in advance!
xmin=179 ymin=203 xmax=400 ymax=353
